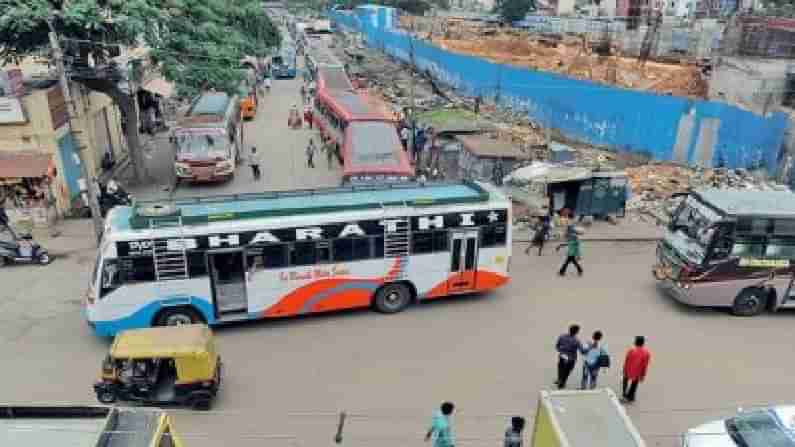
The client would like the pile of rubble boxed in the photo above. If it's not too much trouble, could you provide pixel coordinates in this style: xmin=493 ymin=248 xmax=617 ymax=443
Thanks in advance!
xmin=624 ymin=164 xmax=789 ymax=224
xmin=434 ymin=35 xmax=707 ymax=97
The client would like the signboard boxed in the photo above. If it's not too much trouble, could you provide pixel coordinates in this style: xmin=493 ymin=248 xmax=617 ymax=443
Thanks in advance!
xmin=5 ymin=69 xmax=23 ymax=97
xmin=0 ymin=97 xmax=27 ymax=124
xmin=117 ymin=210 xmax=508 ymax=257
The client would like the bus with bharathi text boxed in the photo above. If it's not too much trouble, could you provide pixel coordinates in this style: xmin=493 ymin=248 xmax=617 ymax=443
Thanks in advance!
xmin=653 ymin=189 xmax=795 ymax=316
xmin=86 ymin=181 xmax=511 ymax=336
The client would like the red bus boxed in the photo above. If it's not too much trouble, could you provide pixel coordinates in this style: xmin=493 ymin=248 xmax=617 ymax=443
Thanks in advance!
xmin=313 ymin=87 xmax=413 ymax=184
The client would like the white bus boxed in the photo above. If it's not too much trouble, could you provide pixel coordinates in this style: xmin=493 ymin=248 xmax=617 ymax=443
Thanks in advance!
xmin=86 ymin=182 xmax=512 ymax=336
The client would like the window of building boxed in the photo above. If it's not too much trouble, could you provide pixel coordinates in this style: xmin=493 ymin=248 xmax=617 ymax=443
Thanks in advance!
xmin=290 ymin=242 xmax=316 ymax=266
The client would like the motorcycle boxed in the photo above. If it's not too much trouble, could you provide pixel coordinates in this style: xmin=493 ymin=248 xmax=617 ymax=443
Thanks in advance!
xmin=0 ymin=222 xmax=51 ymax=267
xmin=76 ymin=180 xmax=132 ymax=218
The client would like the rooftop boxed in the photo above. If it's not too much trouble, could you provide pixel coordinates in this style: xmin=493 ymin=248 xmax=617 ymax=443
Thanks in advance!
xmin=0 ymin=416 xmax=105 ymax=446
xmin=187 ymin=92 xmax=232 ymax=117
xmin=111 ymin=324 xmax=213 ymax=359
xmin=456 ymin=134 xmax=529 ymax=159
xmin=123 ymin=182 xmax=490 ymax=230
xmin=696 ymin=189 xmax=795 ymax=218
xmin=541 ymin=389 xmax=645 ymax=447
xmin=347 ymin=121 xmax=403 ymax=166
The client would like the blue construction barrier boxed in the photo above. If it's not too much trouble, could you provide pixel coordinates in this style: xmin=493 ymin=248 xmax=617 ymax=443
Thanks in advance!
xmin=330 ymin=10 xmax=790 ymax=172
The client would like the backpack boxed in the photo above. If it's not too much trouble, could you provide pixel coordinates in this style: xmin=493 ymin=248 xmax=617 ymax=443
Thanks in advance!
xmin=596 ymin=349 xmax=611 ymax=369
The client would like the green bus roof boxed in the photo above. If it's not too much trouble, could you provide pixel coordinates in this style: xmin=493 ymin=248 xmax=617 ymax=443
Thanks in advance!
xmin=125 ymin=182 xmax=492 ymax=230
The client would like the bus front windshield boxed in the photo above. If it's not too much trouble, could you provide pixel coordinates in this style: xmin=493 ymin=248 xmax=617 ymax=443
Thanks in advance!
xmin=175 ymin=134 xmax=228 ymax=159
xmin=667 ymin=196 xmax=722 ymax=264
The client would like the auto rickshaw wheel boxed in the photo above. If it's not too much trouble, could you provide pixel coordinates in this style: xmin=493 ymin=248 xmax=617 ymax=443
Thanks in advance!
xmin=97 ymin=389 xmax=117 ymax=404
xmin=189 ymin=392 xmax=213 ymax=411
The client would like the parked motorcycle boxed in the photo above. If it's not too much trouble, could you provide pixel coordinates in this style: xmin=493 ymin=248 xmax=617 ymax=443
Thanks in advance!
xmin=77 ymin=180 xmax=132 ymax=218
xmin=0 ymin=220 xmax=51 ymax=267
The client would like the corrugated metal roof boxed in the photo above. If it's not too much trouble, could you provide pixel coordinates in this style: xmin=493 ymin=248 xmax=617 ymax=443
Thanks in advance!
xmin=0 ymin=152 xmax=51 ymax=179
xmin=99 ymin=409 xmax=159 ymax=447
xmin=318 ymin=67 xmax=352 ymax=90
xmin=0 ymin=417 xmax=104 ymax=446
xmin=457 ymin=134 xmax=529 ymax=159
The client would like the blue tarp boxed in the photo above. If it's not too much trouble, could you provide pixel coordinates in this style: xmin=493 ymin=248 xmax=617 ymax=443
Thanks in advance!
xmin=330 ymin=9 xmax=790 ymax=173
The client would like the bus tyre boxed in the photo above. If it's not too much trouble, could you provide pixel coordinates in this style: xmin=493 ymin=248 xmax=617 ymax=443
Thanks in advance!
xmin=732 ymin=288 xmax=766 ymax=317
xmin=155 ymin=307 xmax=203 ymax=327
xmin=189 ymin=392 xmax=213 ymax=411
xmin=373 ymin=283 xmax=411 ymax=314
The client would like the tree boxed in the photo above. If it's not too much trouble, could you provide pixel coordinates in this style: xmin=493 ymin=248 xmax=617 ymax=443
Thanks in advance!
xmin=495 ymin=0 xmax=534 ymax=23
xmin=0 ymin=0 xmax=280 ymax=183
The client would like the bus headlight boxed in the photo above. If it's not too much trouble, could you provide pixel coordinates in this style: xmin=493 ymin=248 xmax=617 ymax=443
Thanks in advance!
xmin=175 ymin=163 xmax=192 ymax=176
xmin=215 ymin=160 xmax=234 ymax=173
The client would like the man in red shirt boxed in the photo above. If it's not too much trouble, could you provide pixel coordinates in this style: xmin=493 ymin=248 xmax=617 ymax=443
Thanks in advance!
xmin=621 ymin=336 xmax=651 ymax=404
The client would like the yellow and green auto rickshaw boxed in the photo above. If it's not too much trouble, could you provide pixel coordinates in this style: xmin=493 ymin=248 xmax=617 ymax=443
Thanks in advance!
xmin=94 ymin=324 xmax=222 ymax=411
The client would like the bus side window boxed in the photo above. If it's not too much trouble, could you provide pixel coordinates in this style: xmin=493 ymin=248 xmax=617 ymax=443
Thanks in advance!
xmin=765 ymin=238 xmax=795 ymax=259
xmin=291 ymin=241 xmax=316 ymax=266
xmin=731 ymin=236 xmax=766 ymax=257
xmin=187 ymin=252 xmax=208 ymax=277
xmin=262 ymin=244 xmax=288 ymax=269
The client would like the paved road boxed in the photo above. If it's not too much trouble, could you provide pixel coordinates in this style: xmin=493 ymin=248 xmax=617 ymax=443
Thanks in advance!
xmin=132 ymin=57 xmax=340 ymax=201
xmin=2 ymin=231 xmax=795 ymax=447
xmin=4 ymin=56 xmax=793 ymax=447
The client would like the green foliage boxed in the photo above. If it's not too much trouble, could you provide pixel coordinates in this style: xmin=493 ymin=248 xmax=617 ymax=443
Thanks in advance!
xmin=0 ymin=0 xmax=280 ymax=97
xmin=495 ymin=0 xmax=533 ymax=22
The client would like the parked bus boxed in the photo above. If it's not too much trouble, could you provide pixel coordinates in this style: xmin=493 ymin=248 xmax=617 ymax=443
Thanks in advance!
xmin=85 ymin=181 xmax=511 ymax=336
xmin=172 ymin=92 xmax=241 ymax=183
xmin=313 ymin=88 xmax=413 ymax=183
xmin=272 ymin=47 xmax=297 ymax=78
xmin=653 ymin=189 xmax=795 ymax=316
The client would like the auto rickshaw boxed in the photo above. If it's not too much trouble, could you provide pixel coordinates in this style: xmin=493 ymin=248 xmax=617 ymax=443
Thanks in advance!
xmin=93 ymin=324 xmax=222 ymax=411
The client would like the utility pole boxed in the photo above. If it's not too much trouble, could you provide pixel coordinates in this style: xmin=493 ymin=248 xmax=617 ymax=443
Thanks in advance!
xmin=408 ymin=36 xmax=416 ymax=164
xmin=47 ymin=19 xmax=104 ymax=244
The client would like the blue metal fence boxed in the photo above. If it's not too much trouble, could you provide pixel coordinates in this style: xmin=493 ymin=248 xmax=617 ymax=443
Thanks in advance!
xmin=331 ymin=10 xmax=790 ymax=172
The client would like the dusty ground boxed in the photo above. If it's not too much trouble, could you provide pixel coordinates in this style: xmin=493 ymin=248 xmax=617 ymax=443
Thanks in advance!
xmin=434 ymin=36 xmax=707 ymax=97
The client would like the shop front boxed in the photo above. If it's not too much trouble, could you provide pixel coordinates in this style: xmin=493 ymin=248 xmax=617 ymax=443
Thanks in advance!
xmin=0 ymin=153 xmax=57 ymax=230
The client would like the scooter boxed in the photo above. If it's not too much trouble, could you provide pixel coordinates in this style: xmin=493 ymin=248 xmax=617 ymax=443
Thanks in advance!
xmin=0 ymin=223 xmax=51 ymax=267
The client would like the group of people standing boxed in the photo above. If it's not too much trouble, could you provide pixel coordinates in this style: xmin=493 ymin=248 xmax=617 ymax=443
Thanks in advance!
xmin=398 ymin=121 xmax=434 ymax=166
xmin=425 ymin=330 xmax=651 ymax=447
xmin=555 ymin=324 xmax=651 ymax=404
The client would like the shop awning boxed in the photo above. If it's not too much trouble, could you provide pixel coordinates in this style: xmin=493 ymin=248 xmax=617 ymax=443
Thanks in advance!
xmin=141 ymin=77 xmax=174 ymax=98
xmin=0 ymin=153 xmax=53 ymax=179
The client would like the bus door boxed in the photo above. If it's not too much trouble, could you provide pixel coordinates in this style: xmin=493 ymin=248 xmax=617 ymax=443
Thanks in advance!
xmin=207 ymin=249 xmax=249 ymax=317
xmin=448 ymin=231 xmax=479 ymax=293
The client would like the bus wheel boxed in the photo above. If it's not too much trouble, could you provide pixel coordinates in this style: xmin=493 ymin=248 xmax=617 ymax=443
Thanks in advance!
xmin=732 ymin=288 xmax=766 ymax=317
xmin=155 ymin=307 xmax=203 ymax=327
xmin=373 ymin=283 xmax=412 ymax=314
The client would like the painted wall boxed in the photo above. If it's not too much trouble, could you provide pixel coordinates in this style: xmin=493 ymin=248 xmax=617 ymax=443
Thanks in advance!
xmin=331 ymin=10 xmax=790 ymax=172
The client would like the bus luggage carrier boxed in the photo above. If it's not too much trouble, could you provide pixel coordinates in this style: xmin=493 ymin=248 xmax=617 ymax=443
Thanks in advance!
xmin=128 ymin=181 xmax=492 ymax=229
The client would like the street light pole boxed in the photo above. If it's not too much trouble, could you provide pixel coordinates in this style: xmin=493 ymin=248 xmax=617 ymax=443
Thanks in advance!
xmin=47 ymin=19 xmax=104 ymax=244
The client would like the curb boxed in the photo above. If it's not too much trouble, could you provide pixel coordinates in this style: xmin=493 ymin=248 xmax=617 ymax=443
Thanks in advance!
xmin=514 ymin=238 xmax=661 ymax=244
